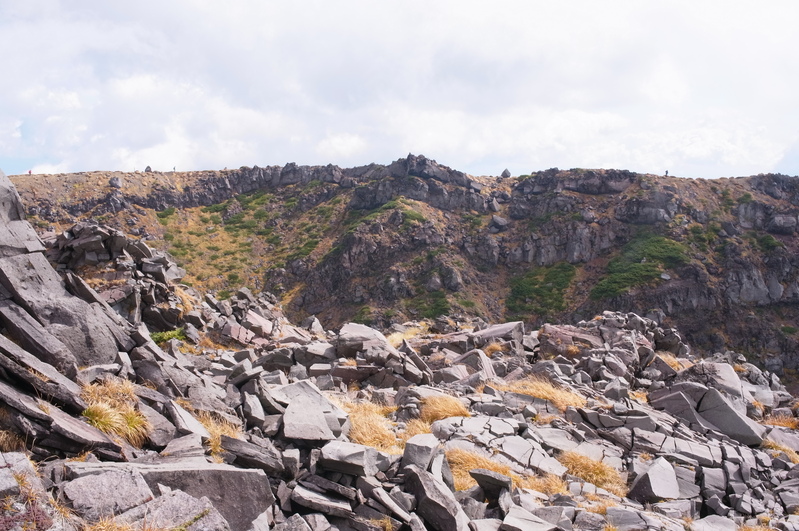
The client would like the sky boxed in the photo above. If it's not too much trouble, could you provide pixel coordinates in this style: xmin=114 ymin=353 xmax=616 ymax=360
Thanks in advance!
xmin=1 ymin=1 xmax=798 ymax=179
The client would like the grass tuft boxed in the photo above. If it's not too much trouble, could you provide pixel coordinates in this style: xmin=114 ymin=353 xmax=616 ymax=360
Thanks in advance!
xmin=386 ymin=326 xmax=427 ymax=348
xmin=495 ymin=376 xmax=587 ymax=411
xmin=341 ymin=401 xmax=402 ymax=454
xmin=558 ymin=451 xmax=627 ymax=497
xmin=445 ymin=448 xmax=567 ymax=493
xmin=762 ymin=440 xmax=799 ymax=464
xmin=81 ymin=378 xmax=151 ymax=447
xmin=0 ymin=429 xmax=26 ymax=452
xmin=419 ymin=395 xmax=470 ymax=423
xmin=193 ymin=410 xmax=243 ymax=460
xmin=762 ymin=413 xmax=799 ymax=430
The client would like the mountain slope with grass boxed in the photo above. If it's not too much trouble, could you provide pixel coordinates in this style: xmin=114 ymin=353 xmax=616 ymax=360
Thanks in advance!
xmin=10 ymin=156 xmax=799 ymax=379
xmin=3 ymin=168 xmax=799 ymax=529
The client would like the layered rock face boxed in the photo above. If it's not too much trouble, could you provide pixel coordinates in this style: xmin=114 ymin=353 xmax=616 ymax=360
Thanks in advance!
xmin=11 ymin=157 xmax=799 ymax=378
xmin=1 ymin=171 xmax=799 ymax=529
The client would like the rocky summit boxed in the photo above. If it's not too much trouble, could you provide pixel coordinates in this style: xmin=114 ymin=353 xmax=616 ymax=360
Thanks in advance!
xmin=0 ymin=165 xmax=798 ymax=530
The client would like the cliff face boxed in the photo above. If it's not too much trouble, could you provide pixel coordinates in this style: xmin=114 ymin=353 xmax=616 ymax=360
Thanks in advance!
xmin=10 ymin=156 xmax=799 ymax=377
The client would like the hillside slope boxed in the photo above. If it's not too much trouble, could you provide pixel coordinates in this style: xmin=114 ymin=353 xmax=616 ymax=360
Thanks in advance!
xmin=10 ymin=155 xmax=799 ymax=378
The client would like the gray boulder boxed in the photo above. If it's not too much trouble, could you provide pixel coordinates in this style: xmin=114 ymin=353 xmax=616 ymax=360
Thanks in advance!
xmin=628 ymin=457 xmax=680 ymax=503
xmin=404 ymin=464 xmax=471 ymax=531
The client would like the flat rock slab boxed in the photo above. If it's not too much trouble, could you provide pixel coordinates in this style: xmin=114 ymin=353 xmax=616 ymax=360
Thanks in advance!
xmin=290 ymin=484 xmax=354 ymax=518
xmin=65 ymin=461 xmax=273 ymax=531
xmin=501 ymin=506 xmax=558 ymax=531
xmin=697 ymin=388 xmax=765 ymax=446
xmin=320 ymin=440 xmax=379 ymax=477
xmin=115 ymin=489 xmax=230 ymax=530
xmin=62 ymin=469 xmax=154 ymax=521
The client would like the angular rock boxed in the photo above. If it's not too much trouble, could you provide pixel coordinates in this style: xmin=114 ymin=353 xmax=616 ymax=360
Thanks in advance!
xmin=696 ymin=388 xmax=766 ymax=445
xmin=115 ymin=488 xmax=230 ymax=530
xmin=628 ymin=457 xmax=680 ymax=503
xmin=320 ymin=441 xmax=379 ymax=477
xmin=404 ymin=464 xmax=471 ymax=531
xmin=62 ymin=469 xmax=154 ymax=521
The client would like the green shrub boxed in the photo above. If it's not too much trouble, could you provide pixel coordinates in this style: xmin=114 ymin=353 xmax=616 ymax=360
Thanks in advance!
xmin=506 ymin=263 xmax=576 ymax=318
xmin=151 ymin=328 xmax=187 ymax=345
xmin=202 ymin=202 xmax=228 ymax=214
xmin=737 ymin=192 xmax=754 ymax=204
xmin=410 ymin=291 xmax=450 ymax=319
xmin=758 ymin=234 xmax=781 ymax=252
xmin=353 ymin=305 xmax=373 ymax=324
xmin=287 ymin=239 xmax=319 ymax=261
xmin=227 ymin=272 xmax=240 ymax=283
xmin=591 ymin=233 xmax=688 ymax=300
xmin=156 ymin=207 xmax=176 ymax=219
xmin=781 ymin=326 xmax=798 ymax=335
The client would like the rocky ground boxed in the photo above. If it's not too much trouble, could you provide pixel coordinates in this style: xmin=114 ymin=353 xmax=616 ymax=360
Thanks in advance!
xmin=1 ymin=170 xmax=799 ymax=530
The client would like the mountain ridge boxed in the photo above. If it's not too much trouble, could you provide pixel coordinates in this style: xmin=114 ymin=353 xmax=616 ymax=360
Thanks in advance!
xmin=9 ymin=155 xmax=799 ymax=382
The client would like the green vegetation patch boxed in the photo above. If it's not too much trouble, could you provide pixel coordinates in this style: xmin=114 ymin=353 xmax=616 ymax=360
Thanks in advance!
xmin=151 ymin=328 xmax=187 ymax=345
xmin=409 ymin=290 xmax=451 ymax=319
xmin=781 ymin=326 xmax=798 ymax=335
xmin=591 ymin=233 xmax=688 ymax=300
xmin=506 ymin=262 xmax=576 ymax=318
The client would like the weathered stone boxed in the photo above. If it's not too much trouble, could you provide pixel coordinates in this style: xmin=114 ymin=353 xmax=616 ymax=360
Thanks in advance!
xmin=62 ymin=469 xmax=154 ymax=521
xmin=400 ymin=433 xmax=440 ymax=471
xmin=404 ymin=464 xmax=471 ymax=531
xmin=628 ymin=457 xmax=680 ymax=503
xmin=689 ymin=515 xmax=736 ymax=531
xmin=219 ymin=435 xmax=284 ymax=475
xmin=319 ymin=441 xmax=379 ymax=477
xmin=290 ymin=484 xmax=353 ymax=518
xmin=115 ymin=488 xmax=230 ymax=530
xmin=500 ymin=506 xmax=558 ymax=531
xmin=697 ymin=388 xmax=766 ymax=445
xmin=66 ymin=461 xmax=272 ymax=530
xmin=470 ymin=469 xmax=512 ymax=501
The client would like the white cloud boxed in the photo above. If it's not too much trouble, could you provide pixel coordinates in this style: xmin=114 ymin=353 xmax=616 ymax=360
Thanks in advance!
xmin=1 ymin=1 xmax=798 ymax=177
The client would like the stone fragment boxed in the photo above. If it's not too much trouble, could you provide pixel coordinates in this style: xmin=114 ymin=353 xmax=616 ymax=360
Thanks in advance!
xmin=696 ymin=388 xmax=766 ymax=445
xmin=404 ymin=464 xmax=471 ymax=531
xmin=290 ymin=485 xmax=353 ymax=518
xmin=500 ymin=505 xmax=558 ymax=531
xmin=62 ymin=469 xmax=154 ymax=521
xmin=400 ymin=433 xmax=440 ymax=471
xmin=115 ymin=488 xmax=230 ymax=530
xmin=628 ymin=457 xmax=680 ymax=503
xmin=320 ymin=441 xmax=379 ymax=477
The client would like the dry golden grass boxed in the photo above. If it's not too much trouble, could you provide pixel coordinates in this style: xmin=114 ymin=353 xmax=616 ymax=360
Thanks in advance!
xmin=193 ymin=410 xmax=243 ymax=460
xmin=658 ymin=353 xmax=692 ymax=371
xmin=637 ymin=452 xmax=653 ymax=461
xmin=445 ymin=448 xmax=567 ymax=494
xmin=386 ymin=326 xmax=426 ymax=348
xmin=81 ymin=378 xmax=151 ymax=447
xmin=534 ymin=414 xmax=557 ymax=425
xmin=565 ymin=344 xmax=581 ymax=357
xmin=495 ymin=376 xmax=587 ymax=411
xmin=341 ymin=401 xmax=402 ymax=454
xmin=733 ymin=363 xmax=747 ymax=373
xmin=370 ymin=516 xmax=396 ymax=531
xmin=339 ymin=358 xmax=358 ymax=367
xmin=399 ymin=419 xmax=433 ymax=442
xmin=762 ymin=440 xmax=799 ymax=464
xmin=762 ymin=413 xmax=799 ymax=429
xmin=739 ymin=526 xmax=774 ymax=531
xmin=0 ymin=429 xmax=26 ymax=452
xmin=419 ymin=395 xmax=470 ymax=423
xmin=84 ymin=519 xmax=169 ymax=531
xmin=558 ymin=451 xmax=627 ymax=497
xmin=582 ymin=494 xmax=618 ymax=515
xmin=628 ymin=389 xmax=648 ymax=403
xmin=483 ymin=342 xmax=507 ymax=357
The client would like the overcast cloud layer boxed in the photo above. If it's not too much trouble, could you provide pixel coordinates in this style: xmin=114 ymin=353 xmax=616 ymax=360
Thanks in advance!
xmin=1 ymin=1 xmax=798 ymax=178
